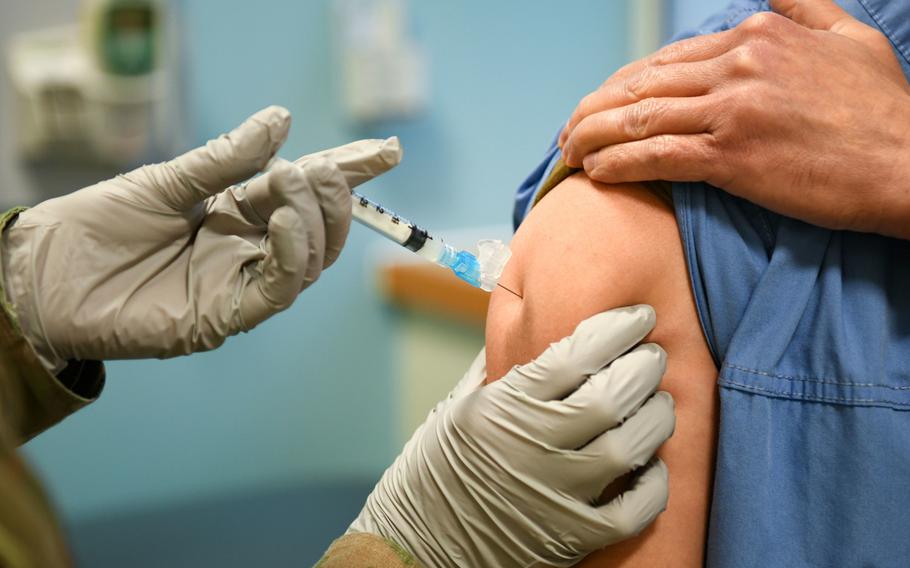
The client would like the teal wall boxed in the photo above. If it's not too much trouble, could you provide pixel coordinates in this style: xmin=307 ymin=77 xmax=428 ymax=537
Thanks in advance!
xmin=22 ymin=0 xmax=634 ymax=521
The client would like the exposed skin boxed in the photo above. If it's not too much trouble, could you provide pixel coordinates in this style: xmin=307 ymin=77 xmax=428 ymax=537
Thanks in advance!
xmin=559 ymin=0 xmax=910 ymax=240
xmin=485 ymin=173 xmax=718 ymax=566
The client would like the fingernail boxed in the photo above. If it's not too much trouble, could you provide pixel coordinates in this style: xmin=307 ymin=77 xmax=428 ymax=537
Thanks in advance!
xmin=582 ymin=154 xmax=597 ymax=172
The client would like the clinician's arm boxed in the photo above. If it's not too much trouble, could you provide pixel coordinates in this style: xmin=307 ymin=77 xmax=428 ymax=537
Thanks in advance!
xmin=0 ymin=262 xmax=94 ymax=567
xmin=560 ymin=0 xmax=910 ymax=239
xmin=486 ymin=173 xmax=718 ymax=566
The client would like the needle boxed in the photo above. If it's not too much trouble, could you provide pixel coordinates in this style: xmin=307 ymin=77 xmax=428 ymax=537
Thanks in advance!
xmin=496 ymin=282 xmax=522 ymax=299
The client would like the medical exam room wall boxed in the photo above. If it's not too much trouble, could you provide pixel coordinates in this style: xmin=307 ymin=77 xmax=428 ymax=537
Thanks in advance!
xmin=3 ymin=0 xmax=669 ymax=562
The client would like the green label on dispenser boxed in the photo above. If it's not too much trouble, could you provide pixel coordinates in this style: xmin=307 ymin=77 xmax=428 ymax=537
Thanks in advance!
xmin=100 ymin=2 xmax=157 ymax=76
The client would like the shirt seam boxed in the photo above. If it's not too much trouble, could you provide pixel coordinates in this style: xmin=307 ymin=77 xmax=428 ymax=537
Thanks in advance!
xmin=724 ymin=362 xmax=910 ymax=390
xmin=719 ymin=377 xmax=910 ymax=408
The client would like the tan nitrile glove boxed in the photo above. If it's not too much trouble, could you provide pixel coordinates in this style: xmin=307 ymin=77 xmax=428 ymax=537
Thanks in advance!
xmin=350 ymin=305 xmax=676 ymax=568
xmin=0 ymin=106 xmax=402 ymax=372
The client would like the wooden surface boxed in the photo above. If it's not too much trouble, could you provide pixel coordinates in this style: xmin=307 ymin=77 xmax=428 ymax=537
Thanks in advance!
xmin=378 ymin=263 xmax=490 ymax=326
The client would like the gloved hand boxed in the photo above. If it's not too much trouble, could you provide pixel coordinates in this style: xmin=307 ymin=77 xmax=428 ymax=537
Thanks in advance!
xmin=0 ymin=106 xmax=402 ymax=372
xmin=350 ymin=305 xmax=676 ymax=567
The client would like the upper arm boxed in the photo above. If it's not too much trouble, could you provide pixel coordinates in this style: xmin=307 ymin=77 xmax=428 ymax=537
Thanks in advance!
xmin=487 ymin=173 xmax=690 ymax=382
xmin=485 ymin=173 xmax=718 ymax=567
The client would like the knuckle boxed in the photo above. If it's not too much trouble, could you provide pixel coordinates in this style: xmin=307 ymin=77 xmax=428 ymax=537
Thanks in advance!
xmin=576 ymin=92 xmax=600 ymax=121
xmin=651 ymin=41 xmax=682 ymax=66
xmin=739 ymin=11 xmax=782 ymax=36
xmin=623 ymin=66 xmax=652 ymax=100
xmin=595 ymin=396 xmax=620 ymax=424
xmin=624 ymin=99 xmax=658 ymax=140
xmin=647 ymin=135 xmax=678 ymax=165
xmin=600 ymin=435 xmax=629 ymax=473
xmin=304 ymin=156 xmax=335 ymax=181
xmin=729 ymin=44 xmax=764 ymax=76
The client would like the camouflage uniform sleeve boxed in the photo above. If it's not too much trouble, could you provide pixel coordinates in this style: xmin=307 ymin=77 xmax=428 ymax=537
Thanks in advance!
xmin=0 ymin=207 xmax=106 ymax=567
xmin=315 ymin=533 xmax=420 ymax=568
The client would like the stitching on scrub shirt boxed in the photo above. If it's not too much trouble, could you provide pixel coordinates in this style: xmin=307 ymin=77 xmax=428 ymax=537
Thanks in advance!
xmin=719 ymin=378 xmax=910 ymax=407
xmin=857 ymin=0 xmax=910 ymax=69
xmin=724 ymin=362 xmax=910 ymax=389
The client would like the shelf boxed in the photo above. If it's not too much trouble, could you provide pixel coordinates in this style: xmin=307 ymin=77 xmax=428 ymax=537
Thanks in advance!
xmin=377 ymin=262 xmax=489 ymax=326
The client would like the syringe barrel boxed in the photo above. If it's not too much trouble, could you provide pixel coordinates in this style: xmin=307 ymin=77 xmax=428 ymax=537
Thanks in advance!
xmin=351 ymin=190 xmax=417 ymax=246
xmin=348 ymin=189 xmax=508 ymax=291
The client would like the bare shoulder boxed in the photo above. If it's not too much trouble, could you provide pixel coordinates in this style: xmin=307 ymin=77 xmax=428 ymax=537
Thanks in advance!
xmin=486 ymin=172 xmax=690 ymax=381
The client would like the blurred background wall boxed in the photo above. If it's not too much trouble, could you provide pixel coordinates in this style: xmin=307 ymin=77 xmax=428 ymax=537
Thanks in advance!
xmin=2 ymin=0 xmax=726 ymax=565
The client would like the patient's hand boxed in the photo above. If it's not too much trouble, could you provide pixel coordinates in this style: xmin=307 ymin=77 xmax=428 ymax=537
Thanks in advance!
xmin=560 ymin=0 xmax=910 ymax=239
xmin=486 ymin=173 xmax=718 ymax=566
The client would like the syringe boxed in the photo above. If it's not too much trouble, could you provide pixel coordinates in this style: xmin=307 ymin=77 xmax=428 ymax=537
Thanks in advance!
xmin=351 ymin=190 xmax=510 ymax=292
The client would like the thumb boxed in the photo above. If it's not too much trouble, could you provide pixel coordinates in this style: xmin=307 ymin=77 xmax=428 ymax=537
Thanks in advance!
xmin=141 ymin=106 xmax=291 ymax=211
xmin=238 ymin=206 xmax=309 ymax=331
xmin=771 ymin=0 xmax=868 ymax=37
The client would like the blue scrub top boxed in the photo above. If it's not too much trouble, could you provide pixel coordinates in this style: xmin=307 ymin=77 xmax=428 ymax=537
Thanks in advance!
xmin=514 ymin=2 xmax=910 ymax=565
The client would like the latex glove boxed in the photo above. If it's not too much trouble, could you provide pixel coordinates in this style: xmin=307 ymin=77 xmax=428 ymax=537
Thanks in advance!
xmin=559 ymin=0 xmax=910 ymax=239
xmin=350 ymin=305 xmax=676 ymax=568
xmin=0 ymin=106 xmax=402 ymax=372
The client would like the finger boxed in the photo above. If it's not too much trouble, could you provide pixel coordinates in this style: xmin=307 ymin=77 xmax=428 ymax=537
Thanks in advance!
xmin=277 ymin=158 xmax=352 ymax=271
xmin=547 ymin=344 xmax=667 ymax=450
xmin=155 ymin=106 xmax=290 ymax=211
xmin=583 ymin=391 xmax=676 ymax=483
xmin=582 ymin=133 xmax=727 ymax=187
xmin=238 ymin=205 xmax=308 ymax=330
xmin=558 ymin=58 xmax=649 ymax=148
xmin=593 ymin=458 xmax=669 ymax=547
xmin=770 ymin=0 xmax=892 ymax=62
xmin=245 ymin=137 xmax=402 ymax=222
xmin=252 ymin=159 xmax=329 ymax=298
xmin=563 ymin=96 xmax=715 ymax=168
xmin=559 ymin=30 xmax=737 ymax=148
xmin=505 ymin=305 xmax=656 ymax=401
xmin=771 ymin=0 xmax=857 ymax=34
xmin=295 ymin=136 xmax=403 ymax=186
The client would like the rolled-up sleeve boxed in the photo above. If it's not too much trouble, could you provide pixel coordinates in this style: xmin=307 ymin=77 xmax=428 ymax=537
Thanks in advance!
xmin=0 ymin=206 xmax=105 ymax=567
xmin=316 ymin=533 xmax=419 ymax=567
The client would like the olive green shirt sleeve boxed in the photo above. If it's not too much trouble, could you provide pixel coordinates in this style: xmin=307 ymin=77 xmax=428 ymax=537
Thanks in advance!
xmin=0 ymin=206 xmax=105 ymax=567
xmin=315 ymin=533 xmax=419 ymax=568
